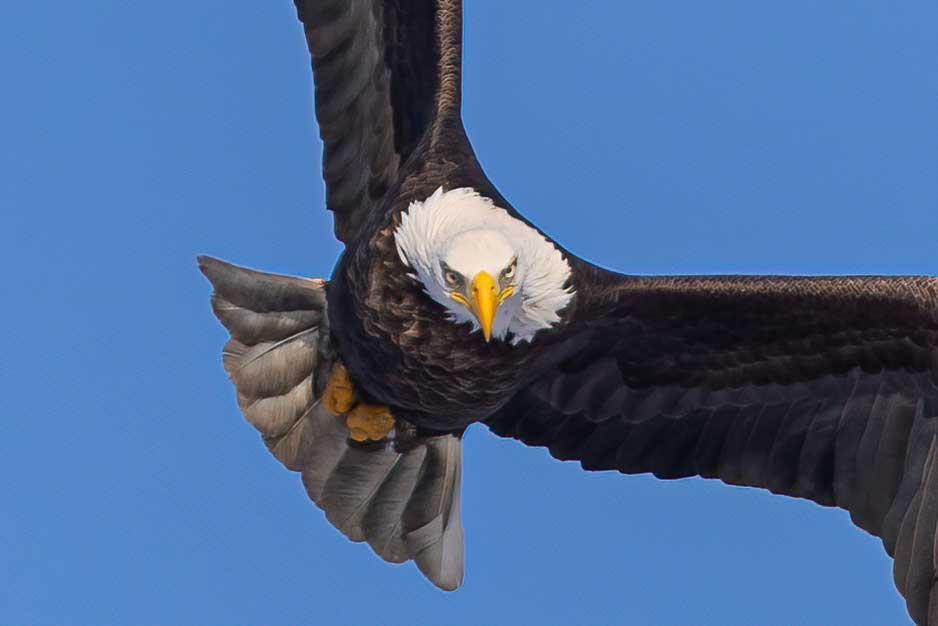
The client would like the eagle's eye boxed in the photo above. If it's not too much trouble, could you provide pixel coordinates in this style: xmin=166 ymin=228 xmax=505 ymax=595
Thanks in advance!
xmin=501 ymin=258 xmax=517 ymax=281
xmin=444 ymin=269 xmax=462 ymax=288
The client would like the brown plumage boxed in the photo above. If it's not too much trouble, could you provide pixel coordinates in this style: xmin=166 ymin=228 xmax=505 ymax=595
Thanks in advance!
xmin=200 ymin=1 xmax=938 ymax=622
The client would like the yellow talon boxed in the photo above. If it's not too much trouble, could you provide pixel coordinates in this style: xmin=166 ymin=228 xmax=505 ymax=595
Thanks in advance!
xmin=323 ymin=363 xmax=355 ymax=415
xmin=346 ymin=403 xmax=395 ymax=442
xmin=322 ymin=363 xmax=395 ymax=441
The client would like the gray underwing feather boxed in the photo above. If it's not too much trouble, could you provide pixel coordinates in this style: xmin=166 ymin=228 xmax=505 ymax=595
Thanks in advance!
xmin=200 ymin=256 xmax=464 ymax=590
xmin=402 ymin=435 xmax=464 ymax=591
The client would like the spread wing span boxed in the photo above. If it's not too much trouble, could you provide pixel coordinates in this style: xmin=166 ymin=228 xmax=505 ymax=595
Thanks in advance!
xmin=487 ymin=272 xmax=938 ymax=625
xmin=199 ymin=256 xmax=464 ymax=590
xmin=294 ymin=0 xmax=463 ymax=243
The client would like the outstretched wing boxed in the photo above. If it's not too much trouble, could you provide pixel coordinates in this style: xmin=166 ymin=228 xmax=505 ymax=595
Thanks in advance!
xmin=294 ymin=0 xmax=463 ymax=243
xmin=199 ymin=256 xmax=464 ymax=590
xmin=487 ymin=272 xmax=938 ymax=625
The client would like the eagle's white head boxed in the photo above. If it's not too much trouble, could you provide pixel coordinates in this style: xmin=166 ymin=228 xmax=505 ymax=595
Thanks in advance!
xmin=394 ymin=187 xmax=574 ymax=344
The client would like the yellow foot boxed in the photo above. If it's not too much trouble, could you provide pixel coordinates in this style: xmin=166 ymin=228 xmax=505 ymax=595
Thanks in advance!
xmin=346 ymin=403 xmax=395 ymax=442
xmin=322 ymin=362 xmax=396 ymax=442
xmin=323 ymin=363 xmax=355 ymax=415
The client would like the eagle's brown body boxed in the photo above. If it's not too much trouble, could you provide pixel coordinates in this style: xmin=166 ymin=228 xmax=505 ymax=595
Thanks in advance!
xmin=323 ymin=125 xmax=546 ymax=429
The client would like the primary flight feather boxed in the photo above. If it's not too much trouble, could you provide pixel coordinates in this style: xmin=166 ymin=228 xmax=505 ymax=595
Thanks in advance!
xmin=199 ymin=2 xmax=938 ymax=622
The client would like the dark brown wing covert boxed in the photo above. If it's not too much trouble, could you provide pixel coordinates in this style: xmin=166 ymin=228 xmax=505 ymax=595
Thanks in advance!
xmin=294 ymin=0 xmax=462 ymax=243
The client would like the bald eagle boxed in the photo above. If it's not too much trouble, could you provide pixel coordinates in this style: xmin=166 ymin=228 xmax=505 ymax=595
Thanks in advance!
xmin=199 ymin=1 xmax=938 ymax=622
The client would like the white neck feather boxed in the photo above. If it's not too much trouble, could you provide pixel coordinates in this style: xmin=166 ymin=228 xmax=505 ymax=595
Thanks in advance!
xmin=394 ymin=187 xmax=574 ymax=344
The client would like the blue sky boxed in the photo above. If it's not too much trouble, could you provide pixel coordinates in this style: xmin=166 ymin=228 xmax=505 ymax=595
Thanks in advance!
xmin=3 ymin=1 xmax=936 ymax=624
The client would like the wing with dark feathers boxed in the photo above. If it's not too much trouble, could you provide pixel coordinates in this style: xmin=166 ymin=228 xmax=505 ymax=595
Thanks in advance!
xmin=487 ymin=272 xmax=938 ymax=624
xmin=199 ymin=256 xmax=464 ymax=590
xmin=293 ymin=0 xmax=463 ymax=243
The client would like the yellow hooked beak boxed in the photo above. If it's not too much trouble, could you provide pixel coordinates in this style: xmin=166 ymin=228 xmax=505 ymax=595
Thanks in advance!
xmin=463 ymin=271 xmax=515 ymax=342
xmin=470 ymin=271 xmax=497 ymax=342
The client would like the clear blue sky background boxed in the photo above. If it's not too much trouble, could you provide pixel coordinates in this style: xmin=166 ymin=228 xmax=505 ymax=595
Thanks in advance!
xmin=3 ymin=2 xmax=936 ymax=624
